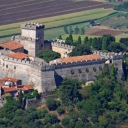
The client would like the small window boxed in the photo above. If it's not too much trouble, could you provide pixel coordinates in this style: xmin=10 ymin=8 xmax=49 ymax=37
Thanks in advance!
xmin=6 ymin=65 xmax=8 ymax=68
xmin=71 ymin=70 xmax=74 ymax=75
xmin=93 ymin=67 xmax=96 ymax=72
xmin=99 ymin=66 xmax=102 ymax=71
xmin=3 ymin=63 xmax=4 ymax=66
xmin=14 ymin=66 xmax=16 ymax=69
xmin=86 ymin=68 xmax=89 ymax=73
xmin=115 ymin=63 xmax=118 ymax=66
xmin=78 ymin=69 xmax=82 ymax=74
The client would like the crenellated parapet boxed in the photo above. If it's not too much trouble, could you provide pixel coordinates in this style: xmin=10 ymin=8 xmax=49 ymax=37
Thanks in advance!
xmin=50 ymin=58 xmax=106 ymax=69
xmin=93 ymin=50 xmax=124 ymax=59
xmin=51 ymin=42 xmax=75 ymax=50
xmin=2 ymin=55 xmax=31 ymax=65
xmin=21 ymin=22 xmax=45 ymax=30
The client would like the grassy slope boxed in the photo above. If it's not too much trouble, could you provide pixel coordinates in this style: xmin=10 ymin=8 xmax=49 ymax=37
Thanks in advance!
xmin=0 ymin=8 xmax=116 ymax=41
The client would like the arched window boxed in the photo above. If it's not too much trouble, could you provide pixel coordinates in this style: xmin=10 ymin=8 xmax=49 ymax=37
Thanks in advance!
xmin=93 ymin=67 xmax=96 ymax=72
xmin=86 ymin=68 xmax=89 ymax=73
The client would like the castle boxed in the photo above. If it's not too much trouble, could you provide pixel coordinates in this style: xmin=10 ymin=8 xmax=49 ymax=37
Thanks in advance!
xmin=0 ymin=23 xmax=124 ymax=93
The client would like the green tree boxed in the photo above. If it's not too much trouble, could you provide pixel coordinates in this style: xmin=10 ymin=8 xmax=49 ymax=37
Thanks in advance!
xmin=92 ymin=37 xmax=98 ymax=49
xmin=32 ymin=90 xmax=39 ymax=98
xmin=3 ymin=96 xmax=18 ymax=119
xmin=18 ymin=90 xmax=24 ymax=109
xmin=58 ymin=35 xmax=62 ymax=39
xmin=74 ymin=26 xmax=79 ymax=34
xmin=64 ymin=25 xmax=68 ymax=34
xmin=102 ymin=37 xmax=107 ymax=51
xmin=69 ymin=34 xmax=73 ymax=42
xmin=46 ymin=98 xmax=58 ymax=110
xmin=59 ymin=78 xmax=81 ymax=105
xmin=84 ymin=36 xmax=88 ymax=44
xmin=69 ymin=25 xmax=73 ymax=34
xmin=75 ymin=120 xmax=85 ymax=128
xmin=57 ymin=106 xmax=65 ymax=115
xmin=69 ymin=44 xmax=92 ymax=56
xmin=80 ymin=27 xmax=85 ymax=35
xmin=36 ymin=50 xmax=60 ymax=63
xmin=61 ymin=117 xmax=70 ymax=127
xmin=78 ymin=36 xmax=82 ymax=44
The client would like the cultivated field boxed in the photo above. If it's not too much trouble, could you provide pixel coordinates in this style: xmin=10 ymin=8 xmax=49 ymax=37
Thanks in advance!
xmin=85 ymin=26 xmax=124 ymax=36
xmin=0 ymin=0 xmax=114 ymax=26
xmin=0 ymin=8 xmax=116 ymax=40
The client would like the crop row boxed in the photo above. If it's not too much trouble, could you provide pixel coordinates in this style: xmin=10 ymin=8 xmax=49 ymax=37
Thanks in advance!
xmin=0 ymin=4 xmax=113 ymax=25
xmin=0 ymin=9 xmax=115 ymax=38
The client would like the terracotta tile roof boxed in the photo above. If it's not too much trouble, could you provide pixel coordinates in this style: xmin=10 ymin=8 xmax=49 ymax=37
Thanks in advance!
xmin=18 ymin=85 xmax=34 ymax=91
xmin=3 ymin=77 xmax=19 ymax=82
xmin=3 ymin=87 xmax=17 ymax=93
xmin=57 ymin=54 xmax=101 ymax=63
xmin=7 ymin=52 xmax=28 ymax=60
xmin=0 ymin=41 xmax=23 ymax=50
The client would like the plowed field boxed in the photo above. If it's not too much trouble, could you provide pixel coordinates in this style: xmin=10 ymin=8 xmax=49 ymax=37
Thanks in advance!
xmin=85 ymin=26 xmax=124 ymax=36
xmin=0 ymin=0 xmax=113 ymax=25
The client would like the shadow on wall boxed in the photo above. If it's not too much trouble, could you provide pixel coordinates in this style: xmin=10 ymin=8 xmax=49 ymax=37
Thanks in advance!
xmin=54 ymin=72 xmax=63 ymax=87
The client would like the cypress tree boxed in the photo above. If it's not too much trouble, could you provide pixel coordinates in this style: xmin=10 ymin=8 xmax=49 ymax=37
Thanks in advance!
xmin=102 ymin=37 xmax=107 ymax=51
xmin=78 ymin=36 xmax=82 ymax=44
xmin=64 ymin=25 xmax=68 ymax=34
xmin=84 ymin=36 xmax=88 ymax=44
xmin=69 ymin=34 xmax=73 ymax=42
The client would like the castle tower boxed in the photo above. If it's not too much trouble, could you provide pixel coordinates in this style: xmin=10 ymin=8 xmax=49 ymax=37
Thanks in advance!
xmin=20 ymin=22 xmax=45 ymax=56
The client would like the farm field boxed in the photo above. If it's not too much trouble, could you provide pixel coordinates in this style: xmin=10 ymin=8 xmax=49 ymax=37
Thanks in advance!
xmin=85 ymin=26 xmax=125 ymax=36
xmin=0 ymin=8 xmax=116 ymax=41
xmin=0 ymin=0 xmax=114 ymax=26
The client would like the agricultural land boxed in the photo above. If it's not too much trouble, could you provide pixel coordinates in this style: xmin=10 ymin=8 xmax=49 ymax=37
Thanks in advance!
xmin=0 ymin=0 xmax=117 ymax=42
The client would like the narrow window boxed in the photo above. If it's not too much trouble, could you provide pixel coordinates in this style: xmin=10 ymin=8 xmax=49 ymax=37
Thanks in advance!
xmin=93 ymin=67 xmax=96 ymax=72
xmin=14 ymin=66 xmax=16 ymax=69
xmin=78 ymin=69 xmax=82 ymax=74
xmin=86 ymin=68 xmax=89 ymax=73
xmin=71 ymin=70 xmax=74 ymax=75
xmin=6 ymin=65 xmax=8 ymax=68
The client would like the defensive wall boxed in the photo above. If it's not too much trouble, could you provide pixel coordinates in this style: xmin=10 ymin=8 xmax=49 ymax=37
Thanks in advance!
xmin=0 ymin=49 xmax=124 ymax=93
xmin=51 ymin=41 xmax=75 ymax=58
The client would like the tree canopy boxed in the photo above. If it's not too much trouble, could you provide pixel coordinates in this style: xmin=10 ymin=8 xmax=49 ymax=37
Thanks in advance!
xmin=36 ymin=50 xmax=61 ymax=63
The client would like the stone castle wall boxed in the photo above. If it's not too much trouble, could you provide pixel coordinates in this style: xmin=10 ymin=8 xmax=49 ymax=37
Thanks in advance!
xmin=0 ymin=50 xmax=124 ymax=93
xmin=51 ymin=42 xmax=75 ymax=58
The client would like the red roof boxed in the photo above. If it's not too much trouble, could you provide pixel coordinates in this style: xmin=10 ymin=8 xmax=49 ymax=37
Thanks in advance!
xmin=3 ymin=87 xmax=17 ymax=93
xmin=0 ymin=41 xmax=23 ymax=50
xmin=7 ymin=52 xmax=28 ymax=60
xmin=57 ymin=54 xmax=101 ymax=63
xmin=3 ymin=77 xmax=19 ymax=82
xmin=18 ymin=85 xmax=34 ymax=91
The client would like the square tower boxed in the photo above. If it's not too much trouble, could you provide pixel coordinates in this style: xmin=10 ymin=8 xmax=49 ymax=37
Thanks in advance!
xmin=20 ymin=23 xmax=45 ymax=56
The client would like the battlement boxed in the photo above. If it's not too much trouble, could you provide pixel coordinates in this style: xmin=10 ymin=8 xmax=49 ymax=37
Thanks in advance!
xmin=50 ymin=58 xmax=106 ymax=68
xmin=51 ymin=42 xmax=75 ymax=50
xmin=3 ymin=55 xmax=31 ymax=65
xmin=21 ymin=22 xmax=45 ymax=30
xmin=93 ymin=50 xmax=123 ymax=59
